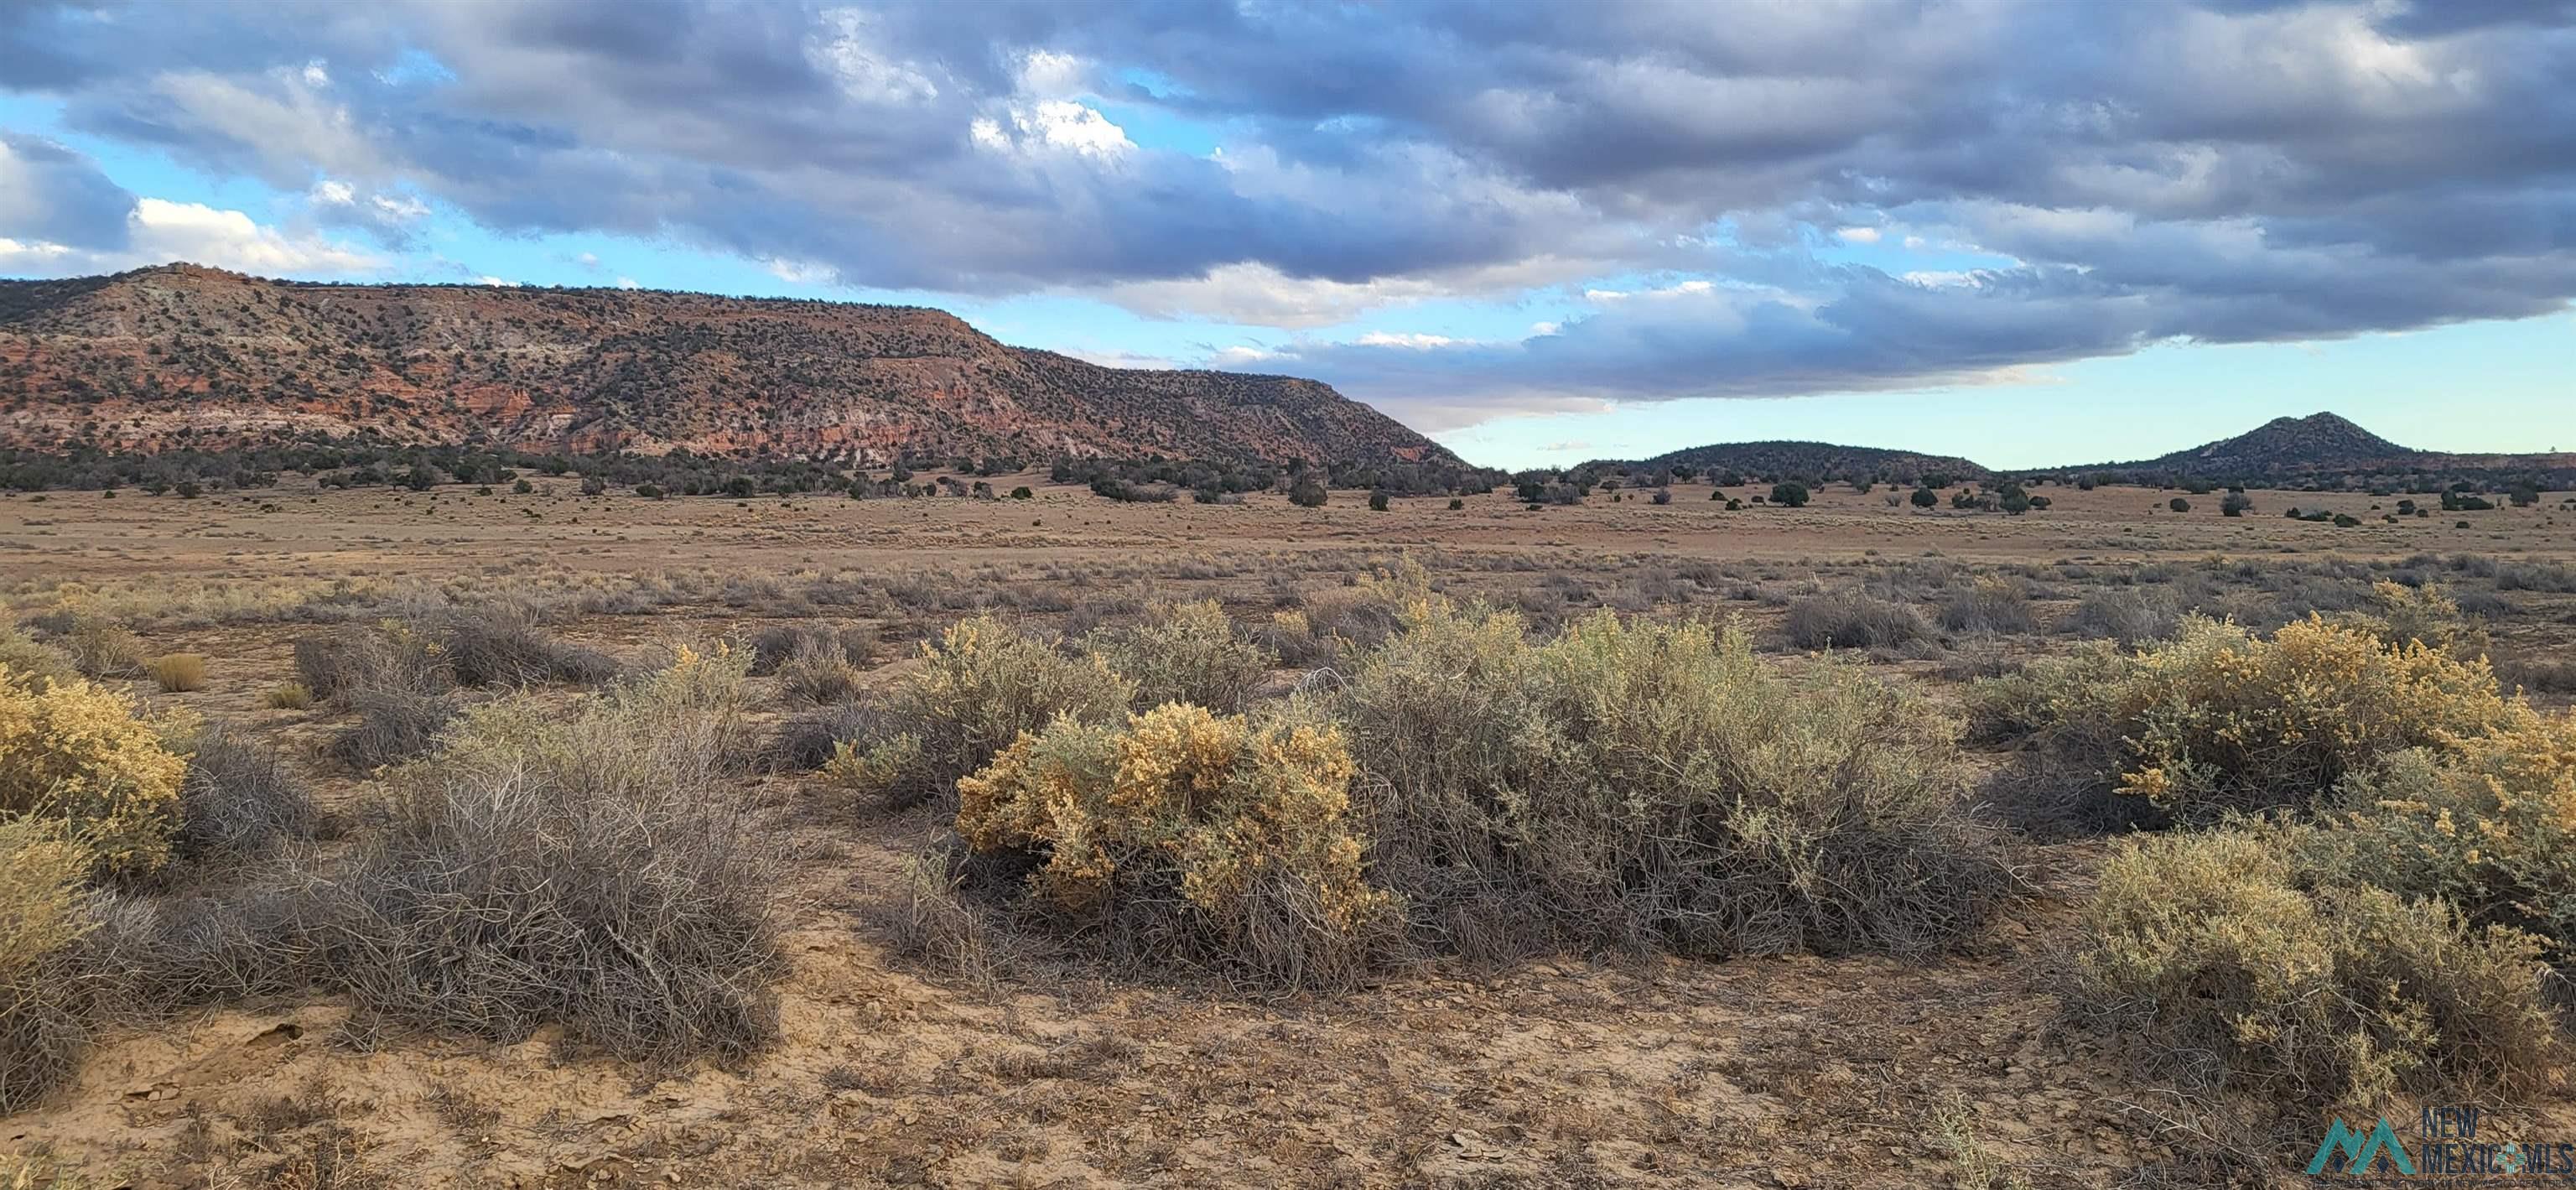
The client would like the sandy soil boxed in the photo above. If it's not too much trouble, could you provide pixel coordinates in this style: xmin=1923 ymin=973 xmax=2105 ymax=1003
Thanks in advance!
xmin=5 ymin=476 xmax=2575 ymax=1188
xmin=8 ymin=473 xmax=2568 ymax=588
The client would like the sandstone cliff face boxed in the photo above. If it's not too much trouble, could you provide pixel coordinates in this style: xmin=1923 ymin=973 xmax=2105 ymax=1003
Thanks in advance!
xmin=0 ymin=265 xmax=1452 ymax=465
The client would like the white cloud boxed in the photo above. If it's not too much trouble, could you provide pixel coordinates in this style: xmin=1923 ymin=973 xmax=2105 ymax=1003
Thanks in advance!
xmin=128 ymin=197 xmax=378 ymax=273
xmin=1016 ymin=49 xmax=1087 ymax=98
xmin=1836 ymin=226 xmax=1882 ymax=244
xmin=1587 ymin=278 xmax=1713 ymax=302
xmin=1098 ymin=257 xmax=1611 ymax=327
xmin=0 ymin=236 xmax=77 ymax=270
xmin=309 ymin=177 xmax=428 ymax=226
xmin=1353 ymin=331 xmax=1463 ymax=349
xmin=369 ymin=193 xmax=428 ymax=221
xmin=766 ymin=257 xmax=836 ymax=284
xmin=807 ymin=9 xmax=939 ymax=105
xmin=1060 ymin=346 xmax=1180 ymax=369
xmin=615 ymin=275 xmax=640 ymax=289
xmin=151 ymin=69 xmax=381 ymax=183
xmin=972 ymin=100 xmax=1133 ymax=159
xmin=1210 ymin=345 xmax=1281 ymax=366
xmin=299 ymin=59 xmax=330 ymax=88
xmin=475 ymin=274 xmax=518 ymax=286
xmin=0 ymin=185 xmax=378 ymax=277
xmin=1103 ymin=262 xmax=1448 ymax=325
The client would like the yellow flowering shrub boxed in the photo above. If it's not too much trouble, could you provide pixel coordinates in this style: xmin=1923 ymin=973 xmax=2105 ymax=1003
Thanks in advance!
xmin=0 ymin=666 xmax=186 ymax=876
xmin=2075 ymin=825 xmax=2561 ymax=1111
xmin=2329 ymin=709 xmax=2576 ymax=965
xmin=956 ymin=702 xmax=1397 ymax=985
xmin=1989 ymin=615 xmax=2509 ymax=820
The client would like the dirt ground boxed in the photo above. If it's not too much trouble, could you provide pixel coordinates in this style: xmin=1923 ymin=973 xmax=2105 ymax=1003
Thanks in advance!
xmin=8 ymin=474 xmax=2568 ymax=585
xmin=6 ymin=474 xmax=2576 ymax=1189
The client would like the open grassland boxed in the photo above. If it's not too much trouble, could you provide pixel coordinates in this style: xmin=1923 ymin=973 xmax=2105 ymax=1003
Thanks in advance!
xmin=5 ymin=473 xmax=2576 ymax=1188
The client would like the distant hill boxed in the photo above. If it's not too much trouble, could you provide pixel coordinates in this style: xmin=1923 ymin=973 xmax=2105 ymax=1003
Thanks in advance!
xmin=2078 ymin=411 xmax=2575 ymax=486
xmin=2112 ymin=412 xmax=2414 ymax=473
xmin=0 ymin=264 xmax=1453 ymax=467
xmin=1587 ymin=440 xmax=1992 ymax=484
xmin=1584 ymin=412 xmax=2572 ymax=491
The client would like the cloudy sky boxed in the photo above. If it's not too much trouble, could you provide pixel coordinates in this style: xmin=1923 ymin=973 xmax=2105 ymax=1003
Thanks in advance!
xmin=3 ymin=0 xmax=2571 ymax=467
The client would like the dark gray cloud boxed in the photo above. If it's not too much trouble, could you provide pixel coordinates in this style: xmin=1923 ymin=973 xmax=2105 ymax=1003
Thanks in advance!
xmin=0 ymin=131 xmax=133 ymax=249
xmin=1 ymin=0 xmax=2573 ymax=418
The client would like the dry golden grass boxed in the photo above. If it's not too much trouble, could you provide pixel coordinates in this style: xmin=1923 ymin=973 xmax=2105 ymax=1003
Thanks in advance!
xmin=145 ymin=652 xmax=207 ymax=692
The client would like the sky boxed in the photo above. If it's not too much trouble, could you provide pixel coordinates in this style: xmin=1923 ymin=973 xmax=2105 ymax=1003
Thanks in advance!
xmin=1 ymin=0 xmax=2571 ymax=470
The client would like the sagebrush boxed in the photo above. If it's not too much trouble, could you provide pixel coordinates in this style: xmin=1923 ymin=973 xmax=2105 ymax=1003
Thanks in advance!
xmin=1334 ymin=595 xmax=2007 ymax=963
xmin=2071 ymin=826 xmax=2562 ymax=1112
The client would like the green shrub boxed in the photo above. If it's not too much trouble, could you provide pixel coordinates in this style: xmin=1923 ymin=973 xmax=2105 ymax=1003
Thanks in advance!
xmin=1334 ymin=595 xmax=2007 ymax=963
xmin=1085 ymin=599 xmax=1273 ymax=712
xmin=262 ymin=681 xmax=314 ymax=710
xmin=1978 ymin=616 xmax=2509 ymax=823
xmin=955 ymin=702 xmax=1397 ymax=986
xmin=2072 ymin=827 xmax=2561 ymax=1111
xmin=880 ymin=615 xmax=1135 ymax=807
xmin=0 ymin=628 xmax=75 ymax=692
xmin=823 ymin=732 xmax=924 ymax=804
